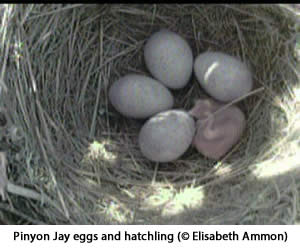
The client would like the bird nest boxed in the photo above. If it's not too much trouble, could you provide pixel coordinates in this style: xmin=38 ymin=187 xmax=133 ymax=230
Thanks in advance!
xmin=0 ymin=4 xmax=299 ymax=224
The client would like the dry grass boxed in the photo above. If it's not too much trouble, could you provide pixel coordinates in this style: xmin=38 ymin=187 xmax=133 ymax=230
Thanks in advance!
xmin=0 ymin=4 xmax=299 ymax=224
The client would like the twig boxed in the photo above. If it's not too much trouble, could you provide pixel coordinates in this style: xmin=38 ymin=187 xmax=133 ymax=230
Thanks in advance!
xmin=6 ymin=182 xmax=64 ymax=215
xmin=202 ymin=87 xmax=265 ymax=122
xmin=151 ymin=162 xmax=159 ymax=185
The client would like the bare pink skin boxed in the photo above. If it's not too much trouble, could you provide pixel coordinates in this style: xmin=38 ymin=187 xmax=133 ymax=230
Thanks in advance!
xmin=189 ymin=99 xmax=246 ymax=160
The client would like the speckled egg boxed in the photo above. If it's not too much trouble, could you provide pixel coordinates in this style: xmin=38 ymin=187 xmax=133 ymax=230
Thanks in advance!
xmin=109 ymin=74 xmax=174 ymax=119
xmin=138 ymin=110 xmax=195 ymax=162
xmin=144 ymin=29 xmax=193 ymax=89
xmin=194 ymin=51 xmax=253 ymax=102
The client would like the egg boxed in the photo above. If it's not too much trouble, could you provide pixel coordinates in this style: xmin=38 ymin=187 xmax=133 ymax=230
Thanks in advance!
xmin=138 ymin=110 xmax=195 ymax=162
xmin=189 ymin=98 xmax=246 ymax=160
xmin=144 ymin=29 xmax=193 ymax=89
xmin=109 ymin=74 xmax=174 ymax=119
xmin=194 ymin=51 xmax=253 ymax=102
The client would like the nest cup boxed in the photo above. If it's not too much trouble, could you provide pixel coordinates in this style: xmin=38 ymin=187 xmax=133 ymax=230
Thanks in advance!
xmin=1 ymin=4 xmax=299 ymax=224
